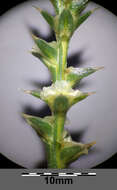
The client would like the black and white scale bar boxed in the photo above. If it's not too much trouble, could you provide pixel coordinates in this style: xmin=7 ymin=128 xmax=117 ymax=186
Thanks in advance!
xmin=21 ymin=172 xmax=96 ymax=177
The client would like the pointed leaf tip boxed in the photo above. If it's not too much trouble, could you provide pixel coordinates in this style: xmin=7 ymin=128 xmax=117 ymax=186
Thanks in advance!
xmin=88 ymin=91 xmax=96 ymax=96
xmin=32 ymin=5 xmax=41 ymax=12
xmin=65 ymin=66 xmax=104 ymax=87
xmin=74 ymin=8 xmax=97 ymax=31
xmin=60 ymin=140 xmax=96 ymax=166
xmin=85 ymin=141 xmax=96 ymax=149
xmin=31 ymin=33 xmax=38 ymax=41
xmin=94 ymin=66 xmax=104 ymax=71
xmin=22 ymin=89 xmax=32 ymax=94
xmin=34 ymin=38 xmax=57 ymax=60
xmin=22 ymin=114 xmax=53 ymax=141
xmin=50 ymin=0 xmax=60 ymax=14
xmin=33 ymin=6 xmax=54 ymax=29
xmin=21 ymin=113 xmax=29 ymax=119
xmin=20 ymin=88 xmax=41 ymax=99
xmin=91 ymin=7 xmax=100 ymax=13
xmin=18 ymin=88 xmax=31 ymax=94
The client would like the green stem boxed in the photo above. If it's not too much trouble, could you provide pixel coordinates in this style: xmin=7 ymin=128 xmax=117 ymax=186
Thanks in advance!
xmin=46 ymin=17 xmax=69 ymax=167
xmin=46 ymin=113 xmax=66 ymax=168
xmin=57 ymin=40 xmax=68 ymax=80
xmin=58 ymin=0 xmax=63 ymax=14
xmin=54 ymin=113 xmax=66 ymax=142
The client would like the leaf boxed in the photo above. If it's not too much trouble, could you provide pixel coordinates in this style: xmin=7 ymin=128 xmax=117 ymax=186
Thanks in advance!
xmin=74 ymin=8 xmax=98 ymax=30
xmin=22 ymin=89 xmax=41 ymax=99
xmin=22 ymin=114 xmax=53 ymax=141
xmin=34 ymin=6 xmax=54 ymax=29
xmin=31 ymin=49 xmax=57 ymax=82
xmin=71 ymin=91 xmax=95 ymax=105
xmin=62 ymin=130 xmax=72 ymax=142
xmin=60 ymin=141 xmax=96 ymax=165
xmin=69 ymin=0 xmax=89 ymax=16
xmin=50 ymin=0 xmax=64 ymax=14
xmin=44 ymin=116 xmax=55 ymax=125
xmin=63 ymin=0 xmax=73 ymax=7
xmin=58 ymin=9 xmax=73 ymax=39
xmin=50 ymin=0 xmax=59 ymax=14
xmin=32 ymin=35 xmax=57 ymax=61
xmin=31 ymin=49 xmax=49 ymax=65
xmin=65 ymin=66 xmax=104 ymax=87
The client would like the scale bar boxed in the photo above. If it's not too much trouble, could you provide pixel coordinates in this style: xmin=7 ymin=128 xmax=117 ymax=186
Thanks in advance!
xmin=59 ymin=174 xmax=77 ymax=177
xmin=88 ymin=173 xmax=96 ymax=175
xmin=21 ymin=172 xmax=96 ymax=177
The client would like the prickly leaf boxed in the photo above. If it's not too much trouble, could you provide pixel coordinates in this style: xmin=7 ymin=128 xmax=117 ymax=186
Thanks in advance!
xmin=71 ymin=91 xmax=94 ymax=106
xmin=58 ymin=9 xmax=73 ymax=39
xmin=23 ymin=89 xmax=41 ymax=99
xmin=69 ymin=0 xmax=89 ymax=16
xmin=31 ymin=49 xmax=49 ymax=66
xmin=31 ymin=49 xmax=57 ymax=82
xmin=74 ymin=10 xmax=92 ymax=30
xmin=35 ymin=7 xmax=54 ymax=29
xmin=65 ymin=66 xmax=103 ymax=87
xmin=22 ymin=114 xmax=53 ymax=141
xmin=50 ymin=0 xmax=59 ymax=14
xmin=32 ymin=35 xmax=57 ymax=61
xmin=50 ymin=0 xmax=64 ymax=14
xmin=60 ymin=141 xmax=95 ymax=165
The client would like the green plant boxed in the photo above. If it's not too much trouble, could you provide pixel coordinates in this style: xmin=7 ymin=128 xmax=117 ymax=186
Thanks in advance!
xmin=22 ymin=0 xmax=103 ymax=168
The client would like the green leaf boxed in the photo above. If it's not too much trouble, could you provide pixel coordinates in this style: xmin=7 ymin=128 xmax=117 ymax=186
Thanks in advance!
xmin=74 ymin=8 xmax=98 ymax=30
xmin=60 ymin=141 xmax=96 ymax=165
xmin=22 ymin=89 xmax=41 ymax=99
xmin=63 ymin=0 xmax=73 ymax=7
xmin=65 ymin=66 xmax=104 ymax=87
xmin=32 ymin=35 xmax=57 ymax=61
xmin=44 ymin=116 xmax=55 ymax=125
xmin=58 ymin=9 xmax=73 ymax=39
xmin=69 ymin=0 xmax=89 ymax=16
xmin=50 ymin=0 xmax=64 ymax=14
xmin=31 ymin=49 xmax=49 ymax=66
xmin=22 ymin=114 xmax=53 ymax=141
xmin=31 ymin=48 xmax=57 ymax=82
xmin=50 ymin=0 xmax=59 ymax=14
xmin=75 ymin=11 xmax=92 ymax=29
xmin=34 ymin=6 xmax=54 ymax=29
xmin=71 ymin=91 xmax=95 ymax=105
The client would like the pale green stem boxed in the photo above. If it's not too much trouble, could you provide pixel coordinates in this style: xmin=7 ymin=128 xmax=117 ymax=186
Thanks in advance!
xmin=57 ymin=40 xmax=68 ymax=80
xmin=58 ymin=0 xmax=63 ymax=14
xmin=46 ymin=16 xmax=69 ymax=167
xmin=47 ymin=113 xmax=66 ymax=168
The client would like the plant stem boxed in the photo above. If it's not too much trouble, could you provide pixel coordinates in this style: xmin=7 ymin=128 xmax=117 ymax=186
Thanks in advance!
xmin=46 ymin=113 xmax=66 ymax=168
xmin=54 ymin=113 xmax=66 ymax=142
xmin=46 ymin=39 xmax=69 ymax=168
xmin=57 ymin=40 xmax=68 ymax=80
